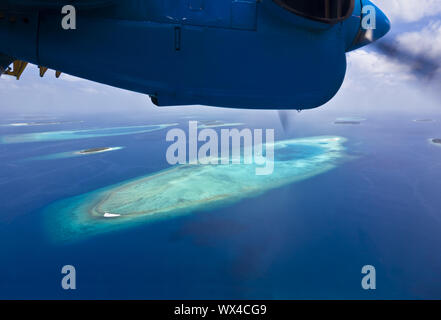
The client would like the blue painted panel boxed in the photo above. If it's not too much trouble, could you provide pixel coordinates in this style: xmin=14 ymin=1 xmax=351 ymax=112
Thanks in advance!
xmin=189 ymin=0 xmax=204 ymax=11
xmin=0 ymin=0 xmax=390 ymax=110
xmin=232 ymin=0 xmax=257 ymax=30
xmin=0 ymin=10 xmax=38 ymax=64
xmin=181 ymin=0 xmax=232 ymax=29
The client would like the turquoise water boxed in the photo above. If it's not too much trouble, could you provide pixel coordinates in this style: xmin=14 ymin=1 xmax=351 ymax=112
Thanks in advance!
xmin=44 ymin=136 xmax=347 ymax=242
xmin=197 ymin=122 xmax=245 ymax=129
xmin=0 ymin=124 xmax=177 ymax=144
xmin=1 ymin=112 xmax=441 ymax=299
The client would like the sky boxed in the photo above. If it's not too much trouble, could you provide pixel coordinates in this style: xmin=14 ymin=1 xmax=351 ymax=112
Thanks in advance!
xmin=0 ymin=0 xmax=440 ymax=120
xmin=343 ymin=0 xmax=441 ymax=116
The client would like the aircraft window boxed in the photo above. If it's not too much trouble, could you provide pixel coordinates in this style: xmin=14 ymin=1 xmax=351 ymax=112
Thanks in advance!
xmin=273 ymin=0 xmax=355 ymax=24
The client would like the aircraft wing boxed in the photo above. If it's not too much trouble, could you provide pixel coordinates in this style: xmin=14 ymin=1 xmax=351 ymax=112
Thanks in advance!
xmin=3 ymin=0 xmax=118 ymax=9
xmin=1 ymin=0 xmax=118 ymax=78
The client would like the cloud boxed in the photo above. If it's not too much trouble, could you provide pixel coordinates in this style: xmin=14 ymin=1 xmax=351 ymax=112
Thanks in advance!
xmin=373 ymin=0 xmax=441 ymax=23
xmin=346 ymin=19 xmax=441 ymax=87
xmin=396 ymin=21 xmax=441 ymax=59
xmin=81 ymin=87 xmax=100 ymax=94
xmin=60 ymin=73 xmax=86 ymax=82
xmin=347 ymin=49 xmax=413 ymax=86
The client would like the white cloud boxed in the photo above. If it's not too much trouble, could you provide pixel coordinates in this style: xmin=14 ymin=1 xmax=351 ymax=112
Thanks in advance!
xmin=81 ymin=87 xmax=100 ymax=94
xmin=60 ymin=73 xmax=85 ymax=82
xmin=397 ymin=21 xmax=441 ymax=59
xmin=347 ymin=49 xmax=413 ymax=86
xmin=346 ymin=19 xmax=441 ymax=88
xmin=373 ymin=0 xmax=441 ymax=23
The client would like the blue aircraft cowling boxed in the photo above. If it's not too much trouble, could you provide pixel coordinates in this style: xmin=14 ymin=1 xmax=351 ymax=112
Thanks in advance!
xmin=2 ymin=0 xmax=118 ymax=9
xmin=0 ymin=0 xmax=390 ymax=110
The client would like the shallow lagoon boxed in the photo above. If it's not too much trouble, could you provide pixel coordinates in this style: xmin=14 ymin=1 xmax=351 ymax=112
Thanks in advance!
xmin=0 ymin=123 xmax=177 ymax=144
xmin=1 ymin=111 xmax=441 ymax=300
xmin=44 ymin=136 xmax=347 ymax=242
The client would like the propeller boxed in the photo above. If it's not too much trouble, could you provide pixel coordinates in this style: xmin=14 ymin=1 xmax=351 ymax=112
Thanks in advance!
xmin=276 ymin=36 xmax=441 ymax=133
xmin=373 ymin=38 xmax=440 ymax=82
xmin=277 ymin=110 xmax=298 ymax=133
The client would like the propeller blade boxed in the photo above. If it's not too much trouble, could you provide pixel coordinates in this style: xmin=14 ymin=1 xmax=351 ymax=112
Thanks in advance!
xmin=373 ymin=39 xmax=440 ymax=81
xmin=277 ymin=110 xmax=297 ymax=133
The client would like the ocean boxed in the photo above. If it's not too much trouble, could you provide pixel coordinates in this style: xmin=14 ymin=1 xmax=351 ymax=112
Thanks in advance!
xmin=0 ymin=108 xmax=440 ymax=299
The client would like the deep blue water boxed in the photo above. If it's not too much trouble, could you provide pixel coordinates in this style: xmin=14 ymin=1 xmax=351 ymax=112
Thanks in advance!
xmin=0 ymin=110 xmax=440 ymax=299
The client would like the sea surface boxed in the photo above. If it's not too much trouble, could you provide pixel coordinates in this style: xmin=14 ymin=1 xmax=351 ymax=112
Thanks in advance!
xmin=0 ymin=109 xmax=440 ymax=299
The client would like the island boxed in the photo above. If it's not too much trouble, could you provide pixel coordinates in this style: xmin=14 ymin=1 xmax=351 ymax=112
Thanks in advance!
xmin=44 ymin=136 xmax=348 ymax=242
xmin=0 ymin=123 xmax=177 ymax=144
xmin=414 ymin=119 xmax=435 ymax=123
xmin=334 ymin=121 xmax=361 ymax=125
xmin=78 ymin=147 xmax=112 ymax=155
xmin=334 ymin=117 xmax=366 ymax=125
xmin=197 ymin=120 xmax=244 ymax=129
